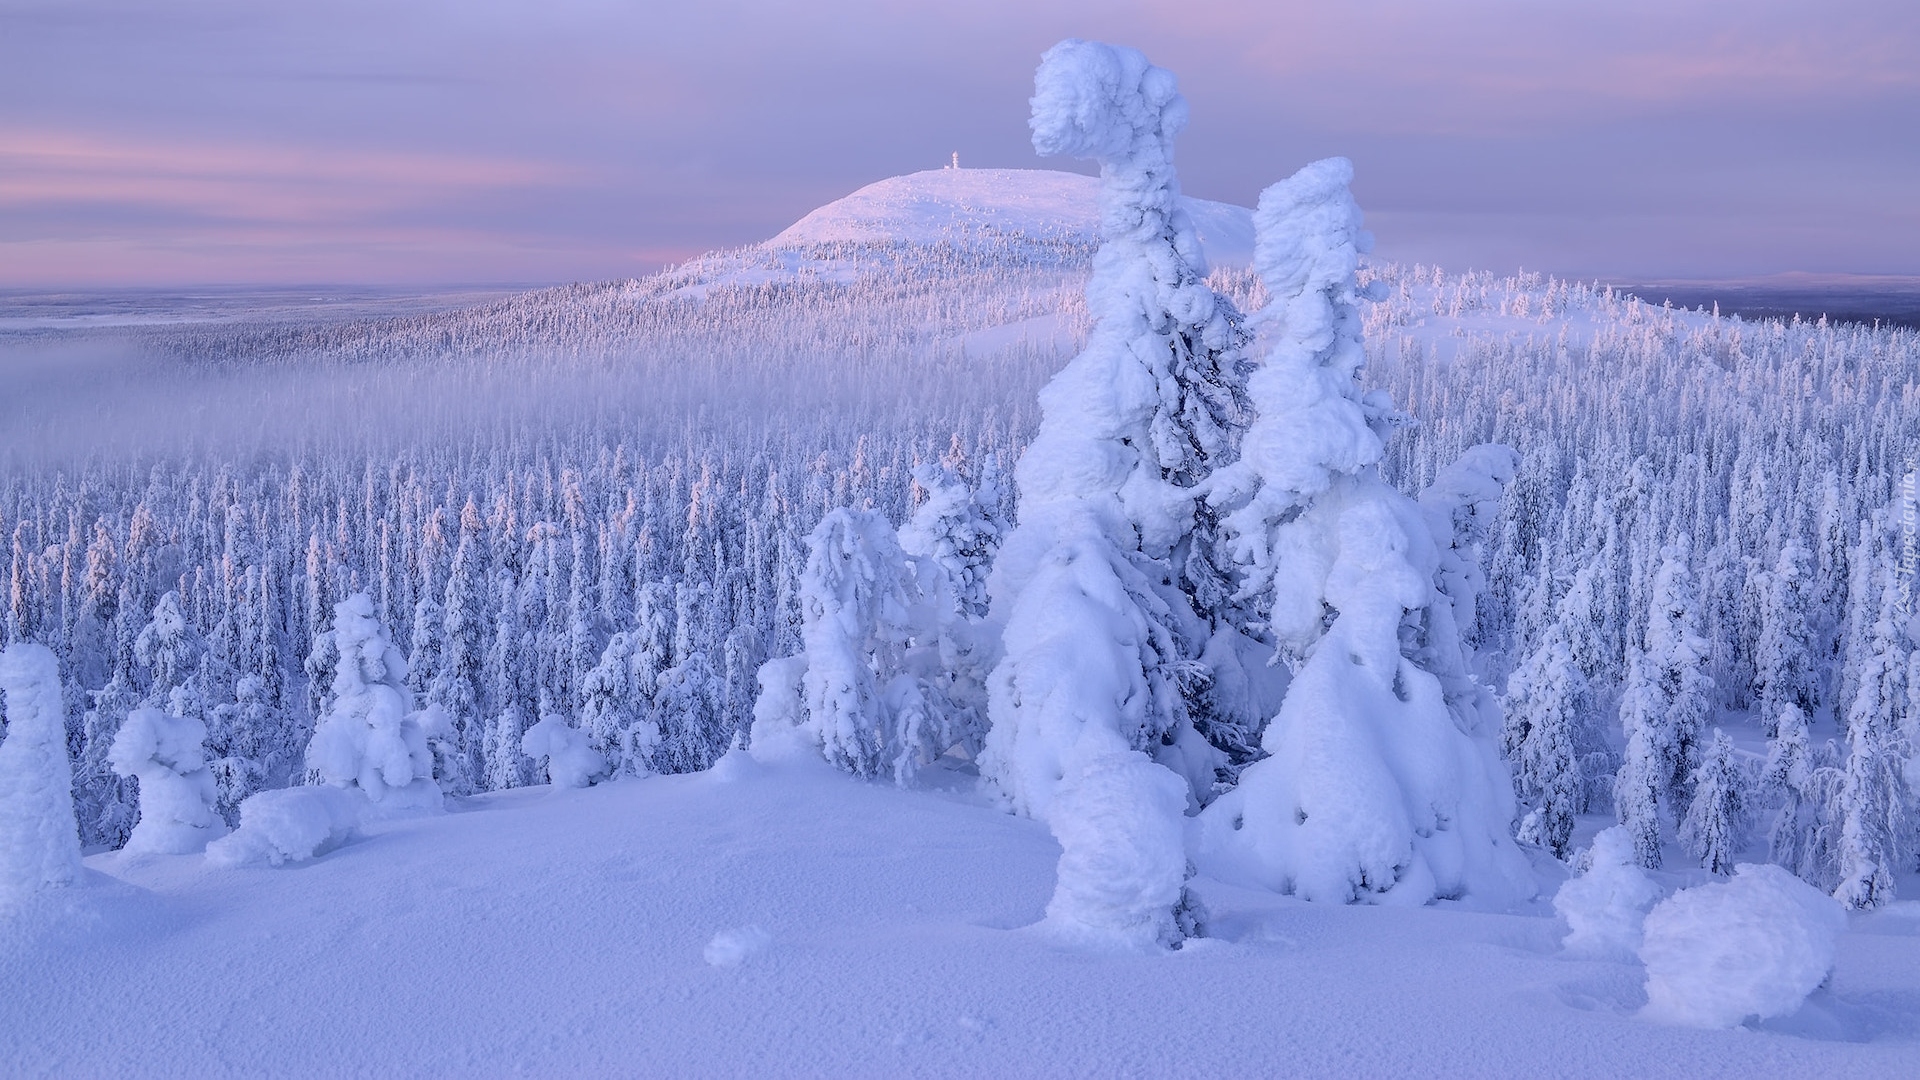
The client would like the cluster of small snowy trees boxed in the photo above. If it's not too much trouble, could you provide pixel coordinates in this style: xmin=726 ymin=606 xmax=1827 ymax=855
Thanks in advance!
xmin=754 ymin=42 xmax=1533 ymax=943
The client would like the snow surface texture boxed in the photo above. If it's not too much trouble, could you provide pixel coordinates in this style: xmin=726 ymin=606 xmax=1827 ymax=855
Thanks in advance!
xmin=0 ymin=644 xmax=83 ymax=906
xmin=1640 ymin=864 xmax=1848 ymax=1029
xmin=107 ymin=708 xmax=228 ymax=855
xmin=767 ymin=167 xmax=1254 ymax=270
xmin=1191 ymin=159 xmax=1533 ymax=908
xmin=1555 ymin=826 xmax=1665 ymax=960
xmin=702 ymin=925 xmax=772 ymax=968
xmin=8 ymin=760 xmax=1917 ymax=1075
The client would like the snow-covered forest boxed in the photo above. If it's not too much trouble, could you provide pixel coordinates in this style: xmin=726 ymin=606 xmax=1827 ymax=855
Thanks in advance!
xmin=8 ymin=182 xmax=1914 ymax=897
xmin=4 ymin=36 xmax=1919 ymax=1070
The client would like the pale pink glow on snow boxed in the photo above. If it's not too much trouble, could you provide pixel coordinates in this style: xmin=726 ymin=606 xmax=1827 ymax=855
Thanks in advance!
xmin=0 ymin=0 xmax=1915 ymax=284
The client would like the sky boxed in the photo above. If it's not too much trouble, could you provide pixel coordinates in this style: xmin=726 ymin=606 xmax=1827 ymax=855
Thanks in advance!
xmin=3 ymin=0 xmax=1917 ymax=287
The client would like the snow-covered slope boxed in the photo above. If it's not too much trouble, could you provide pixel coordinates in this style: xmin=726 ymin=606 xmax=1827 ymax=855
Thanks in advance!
xmin=767 ymin=168 xmax=1255 ymax=270
xmin=6 ymin=756 xmax=1917 ymax=1075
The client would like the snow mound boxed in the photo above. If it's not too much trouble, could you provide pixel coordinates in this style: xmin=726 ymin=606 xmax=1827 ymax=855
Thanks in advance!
xmin=204 ymin=786 xmax=365 ymax=868
xmin=766 ymin=168 xmax=1253 ymax=270
xmin=1639 ymin=863 xmax=1847 ymax=1028
xmin=1554 ymin=827 xmax=1664 ymax=960
xmin=703 ymin=925 xmax=773 ymax=968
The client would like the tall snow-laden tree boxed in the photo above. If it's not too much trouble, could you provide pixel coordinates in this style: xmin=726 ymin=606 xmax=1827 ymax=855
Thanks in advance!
xmin=979 ymin=39 xmax=1243 ymax=946
xmin=1614 ymin=539 xmax=1718 ymax=868
xmin=428 ymin=499 xmax=488 ymax=794
xmin=1191 ymin=158 xmax=1532 ymax=907
xmin=898 ymin=463 xmax=1001 ymax=623
xmin=0 ymin=643 xmax=84 ymax=907
xmin=1614 ymin=651 xmax=1669 ymax=869
xmin=752 ymin=507 xmax=969 ymax=783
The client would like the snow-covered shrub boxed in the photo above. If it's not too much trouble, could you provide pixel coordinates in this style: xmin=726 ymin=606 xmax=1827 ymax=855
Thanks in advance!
xmin=204 ymin=786 xmax=365 ymax=868
xmin=1192 ymin=159 xmax=1532 ymax=908
xmin=1553 ymin=826 xmax=1664 ymax=960
xmin=304 ymin=593 xmax=442 ymax=811
xmin=1639 ymin=863 xmax=1846 ymax=1028
xmin=521 ymin=712 xmax=608 ymax=789
xmin=0 ymin=643 xmax=84 ymax=904
xmin=108 ymin=707 xmax=228 ymax=855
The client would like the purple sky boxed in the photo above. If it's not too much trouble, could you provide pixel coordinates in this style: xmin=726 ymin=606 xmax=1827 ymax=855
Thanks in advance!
xmin=4 ymin=0 xmax=1916 ymax=286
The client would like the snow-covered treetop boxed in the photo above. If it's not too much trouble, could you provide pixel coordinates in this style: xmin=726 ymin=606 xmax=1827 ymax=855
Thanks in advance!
xmin=1207 ymin=158 xmax=1387 ymax=615
xmin=1029 ymin=39 xmax=1203 ymax=271
xmin=1256 ymin=157 xmax=1374 ymax=375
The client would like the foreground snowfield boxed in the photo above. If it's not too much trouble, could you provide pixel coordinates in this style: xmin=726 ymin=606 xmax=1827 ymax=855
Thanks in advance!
xmin=6 ymin=759 xmax=1917 ymax=1077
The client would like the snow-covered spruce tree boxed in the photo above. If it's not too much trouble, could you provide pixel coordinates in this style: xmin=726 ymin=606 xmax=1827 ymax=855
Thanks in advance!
xmin=304 ymin=593 xmax=442 ymax=811
xmin=108 ymin=706 xmax=228 ymax=855
xmin=578 ymin=631 xmax=660 ymax=775
xmin=752 ymin=506 xmax=971 ymax=784
xmin=1832 ymin=556 xmax=1915 ymax=909
xmin=1613 ymin=541 xmax=1716 ymax=868
xmin=899 ymin=462 xmax=1001 ymax=623
xmin=1754 ymin=540 xmax=1820 ymax=734
xmin=1502 ymin=624 xmax=1587 ymax=859
xmin=1613 ymin=653 xmax=1668 ymax=869
xmin=1763 ymin=704 xmax=1844 ymax=889
xmin=1678 ymin=728 xmax=1750 ymax=874
xmin=977 ymin=39 xmax=1245 ymax=946
xmin=0 ymin=643 xmax=84 ymax=906
xmin=1190 ymin=157 xmax=1532 ymax=907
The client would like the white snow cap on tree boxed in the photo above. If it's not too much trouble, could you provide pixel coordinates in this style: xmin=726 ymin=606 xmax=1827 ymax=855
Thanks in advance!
xmin=109 ymin=707 xmax=229 ymax=855
xmin=0 ymin=643 xmax=84 ymax=904
xmin=304 ymin=592 xmax=442 ymax=810
xmin=1190 ymin=159 xmax=1532 ymax=908
xmin=522 ymin=711 xmax=608 ymax=789
xmin=1207 ymin=156 xmax=1386 ymax=641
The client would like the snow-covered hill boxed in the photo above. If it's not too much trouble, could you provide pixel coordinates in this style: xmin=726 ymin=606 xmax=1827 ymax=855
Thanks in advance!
xmin=8 ymin=752 xmax=1918 ymax=1076
xmin=767 ymin=167 xmax=1255 ymax=270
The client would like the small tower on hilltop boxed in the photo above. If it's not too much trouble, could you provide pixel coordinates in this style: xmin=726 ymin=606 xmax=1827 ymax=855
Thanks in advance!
xmin=947 ymin=151 xmax=960 ymax=170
